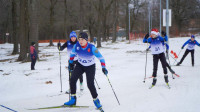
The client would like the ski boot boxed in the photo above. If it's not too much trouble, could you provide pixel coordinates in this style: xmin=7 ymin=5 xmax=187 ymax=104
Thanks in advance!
xmin=93 ymin=98 xmax=102 ymax=109
xmin=64 ymin=95 xmax=76 ymax=106
xmin=164 ymin=75 xmax=170 ymax=89
xmin=152 ymin=77 xmax=157 ymax=86
xmin=164 ymin=75 xmax=169 ymax=83
xmin=176 ymin=62 xmax=181 ymax=66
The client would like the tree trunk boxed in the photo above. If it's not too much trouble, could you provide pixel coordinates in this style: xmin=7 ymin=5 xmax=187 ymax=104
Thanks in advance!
xmin=18 ymin=0 xmax=28 ymax=61
xmin=79 ymin=0 xmax=83 ymax=33
xmin=12 ymin=0 xmax=18 ymax=55
xmin=125 ymin=0 xmax=129 ymax=40
xmin=112 ymin=0 xmax=117 ymax=43
xmin=29 ymin=0 xmax=39 ymax=58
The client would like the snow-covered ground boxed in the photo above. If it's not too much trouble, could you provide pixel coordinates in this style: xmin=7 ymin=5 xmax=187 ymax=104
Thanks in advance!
xmin=0 ymin=37 xmax=200 ymax=112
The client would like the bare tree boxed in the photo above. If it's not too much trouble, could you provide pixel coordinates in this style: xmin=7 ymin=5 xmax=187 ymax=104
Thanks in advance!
xmin=18 ymin=0 xmax=28 ymax=61
xmin=12 ymin=0 xmax=18 ymax=54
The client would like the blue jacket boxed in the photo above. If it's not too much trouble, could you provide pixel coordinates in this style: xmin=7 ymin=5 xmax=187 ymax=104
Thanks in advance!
xmin=182 ymin=39 xmax=200 ymax=50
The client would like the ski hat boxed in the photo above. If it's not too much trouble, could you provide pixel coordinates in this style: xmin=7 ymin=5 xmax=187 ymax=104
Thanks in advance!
xmin=191 ymin=35 xmax=195 ymax=38
xmin=70 ymin=31 xmax=77 ymax=39
xmin=79 ymin=32 xmax=88 ymax=41
xmin=151 ymin=28 xmax=159 ymax=36
xmin=31 ymin=42 xmax=35 ymax=46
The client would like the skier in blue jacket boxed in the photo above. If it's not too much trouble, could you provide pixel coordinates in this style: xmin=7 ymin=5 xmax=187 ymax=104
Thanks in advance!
xmin=176 ymin=35 xmax=200 ymax=66
xmin=143 ymin=29 xmax=169 ymax=87
xmin=64 ymin=32 xmax=108 ymax=111
xmin=57 ymin=31 xmax=84 ymax=93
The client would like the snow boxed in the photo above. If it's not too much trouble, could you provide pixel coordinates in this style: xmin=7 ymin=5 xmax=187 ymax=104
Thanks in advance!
xmin=0 ymin=37 xmax=200 ymax=112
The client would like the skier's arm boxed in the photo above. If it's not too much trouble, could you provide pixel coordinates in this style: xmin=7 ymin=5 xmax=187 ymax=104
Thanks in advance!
xmin=92 ymin=46 xmax=106 ymax=68
xmin=164 ymin=35 xmax=168 ymax=42
xmin=165 ymin=43 xmax=169 ymax=50
xmin=69 ymin=45 xmax=77 ymax=64
xmin=195 ymin=40 xmax=200 ymax=46
xmin=182 ymin=39 xmax=190 ymax=48
xmin=58 ymin=42 xmax=68 ymax=51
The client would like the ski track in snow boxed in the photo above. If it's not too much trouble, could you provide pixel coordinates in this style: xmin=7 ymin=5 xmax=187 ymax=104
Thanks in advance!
xmin=0 ymin=37 xmax=200 ymax=112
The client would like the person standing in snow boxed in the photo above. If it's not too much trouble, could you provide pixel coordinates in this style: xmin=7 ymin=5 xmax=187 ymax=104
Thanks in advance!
xmin=64 ymin=32 xmax=108 ymax=111
xmin=176 ymin=35 xmax=200 ymax=67
xmin=143 ymin=29 xmax=169 ymax=87
xmin=147 ymin=31 xmax=178 ymax=77
xmin=57 ymin=31 xmax=84 ymax=93
xmin=30 ymin=42 xmax=37 ymax=70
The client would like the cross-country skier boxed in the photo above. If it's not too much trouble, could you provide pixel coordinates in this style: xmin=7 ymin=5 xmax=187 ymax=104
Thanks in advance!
xmin=30 ymin=42 xmax=37 ymax=70
xmin=57 ymin=31 xmax=84 ymax=93
xmin=64 ymin=32 xmax=108 ymax=111
xmin=143 ymin=29 xmax=169 ymax=87
xmin=176 ymin=35 xmax=200 ymax=67
xmin=147 ymin=31 xmax=178 ymax=77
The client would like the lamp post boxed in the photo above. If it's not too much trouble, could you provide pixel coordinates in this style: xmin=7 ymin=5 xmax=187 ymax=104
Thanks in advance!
xmin=128 ymin=1 xmax=134 ymax=43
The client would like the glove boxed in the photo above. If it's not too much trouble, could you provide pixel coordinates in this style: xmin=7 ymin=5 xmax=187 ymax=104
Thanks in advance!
xmin=33 ymin=56 xmax=35 ymax=59
xmin=102 ymin=68 xmax=108 ymax=75
xmin=181 ymin=46 xmax=184 ymax=49
xmin=145 ymin=33 xmax=149 ymax=39
xmin=146 ymin=48 xmax=150 ymax=51
xmin=161 ymin=31 xmax=166 ymax=36
xmin=68 ymin=63 xmax=74 ymax=71
xmin=57 ymin=42 xmax=61 ymax=50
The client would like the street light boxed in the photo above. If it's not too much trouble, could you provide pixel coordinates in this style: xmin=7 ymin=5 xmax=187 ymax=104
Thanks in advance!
xmin=128 ymin=1 xmax=134 ymax=43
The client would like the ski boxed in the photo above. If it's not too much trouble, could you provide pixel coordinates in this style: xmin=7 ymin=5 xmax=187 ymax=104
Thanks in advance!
xmin=28 ymin=105 xmax=89 ymax=110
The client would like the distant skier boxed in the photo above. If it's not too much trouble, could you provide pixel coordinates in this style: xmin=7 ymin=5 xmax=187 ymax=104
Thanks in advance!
xmin=64 ymin=32 xmax=108 ymax=111
xmin=176 ymin=35 xmax=200 ymax=66
xmin=30 ymin=42 xmax=37 ymax=70
xmin=143 ymin=29 xmax=169 ymax=87
xmin=93 ymin=37 xmax=97 ymax=45
xmin=57 ymin=31 xmax=84 ymax=93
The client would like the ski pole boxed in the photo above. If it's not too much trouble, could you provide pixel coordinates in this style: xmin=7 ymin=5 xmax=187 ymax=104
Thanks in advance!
xmin=59 ymin=45 xmax=63 ymax=93
xmin=169 ymin=54 xmax=178 ymax=63
xmin=94 ymin=78 xmax=101 ymax=89
xmin=69 ymin=71 xmax=71 ymax=100
xmin=173 ymin=49 xmax=182 ymax=65
xmin=143 ymin=47 xmax=148 ymax=83
xmin=106 ymin=75 xmax=120 ymax=105
xmin=0 ymin=105 xmax=17 ymax=112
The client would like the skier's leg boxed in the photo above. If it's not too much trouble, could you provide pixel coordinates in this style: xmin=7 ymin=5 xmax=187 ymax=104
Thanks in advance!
xmin=70 ymin=63 xmax=84 ymax=95
xmin=64 ymin=63 xmax=84 ymax=106
xmin=152 ymin=55 xmax=159 ymax=85
xmin=153 ymin=54 xmax=159 ymax=77
xmin=85 ymin=64 xmax=98 ymax=99
xmin=177 ymin=49 xmax=190 ymax=65
xmin=85 ymin=64 xmax=102 ymax=109
xmin=191 ymin=50 xmax=194 ymax=66
xmin=160 ymin=53 xmax=169 ymax=83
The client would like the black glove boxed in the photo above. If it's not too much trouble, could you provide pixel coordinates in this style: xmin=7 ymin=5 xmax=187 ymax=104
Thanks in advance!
xmin=181 ymin=46 xmax=184 ymax=49
xmin=68 ymin=63 xmax=74 ymax=71
xmin=161 ymin=31 xmax=166 ymax=36
xmin=102 ymin=68 xmax=108 ymax=75
xmin=57 ymin=42 xmax=61 ymax=50
xmin=145 ymin=33 xmax=149 ymax=39
xmin=146 ymin=48 xmax=150 ymax=51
